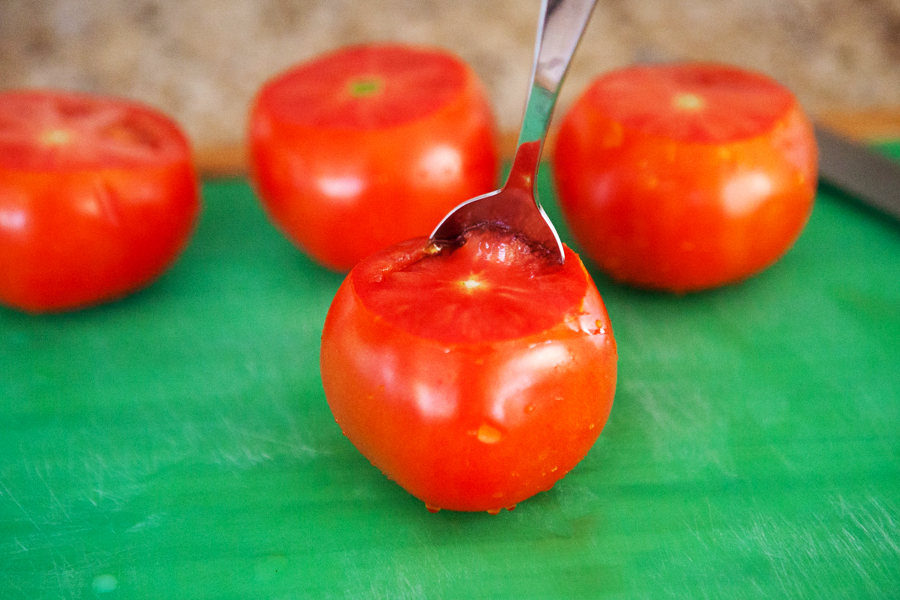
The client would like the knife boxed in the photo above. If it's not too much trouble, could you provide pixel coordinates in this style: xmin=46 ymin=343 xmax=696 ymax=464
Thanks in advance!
xmin=814 ymin=124 xmax=900 ymax=223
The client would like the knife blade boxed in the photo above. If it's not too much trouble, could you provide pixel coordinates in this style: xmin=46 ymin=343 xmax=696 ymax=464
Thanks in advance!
xmin=814 ymin=124 xmax=900 ymax=223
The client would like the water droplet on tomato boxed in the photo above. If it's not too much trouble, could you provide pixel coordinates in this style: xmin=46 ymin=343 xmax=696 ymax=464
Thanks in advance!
xmin=425 ymin=504 xmax=441 ymax=513
xmin=476 ymin=423 xmax=503 ymax=444
xmin=528 ymin=339 xmax=553 ymax=349
xmin=487 ymin=508 xmax=501 ymax=515
xmin=505 ymin=505 xmax=517 ymax=512
xmin=524 ymin=403 xmax=535 ymax=413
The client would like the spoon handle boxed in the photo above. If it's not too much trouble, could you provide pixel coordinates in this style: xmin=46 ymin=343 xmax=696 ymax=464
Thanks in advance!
xmin=516 ymin=0 xmax=598 ymax=151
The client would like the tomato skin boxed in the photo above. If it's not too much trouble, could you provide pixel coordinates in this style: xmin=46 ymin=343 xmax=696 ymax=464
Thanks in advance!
xmin=552 ymin=63 xmax=818 ymax=292
xmin=249 ymin=44 xmax=500 ymax=272
xmin=0 ymin=166 xmax=198 ymax=312
xmin=0 ymin=91 xmax=200 ymax=313
xmin=320 ymin=236 xmax=617 ymax=513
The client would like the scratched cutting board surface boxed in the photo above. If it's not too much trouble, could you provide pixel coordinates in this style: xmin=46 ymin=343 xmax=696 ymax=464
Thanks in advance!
xmin=2 ymin=144 xmax=899 ymax=599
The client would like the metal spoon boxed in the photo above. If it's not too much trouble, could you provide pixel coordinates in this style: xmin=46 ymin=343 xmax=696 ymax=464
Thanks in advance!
xmin=431 ymin=0 xmax=598 ymax=263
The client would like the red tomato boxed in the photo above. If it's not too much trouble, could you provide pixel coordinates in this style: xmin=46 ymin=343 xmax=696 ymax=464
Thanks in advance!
xmin=552 ymin=63 xmax=818 ymax=292
xmin=320 ymin=226 xmax=617 ymax=513
xmin=0 ymin=90 xmax=200 ymax=313
xmin=248 ymin=44 xmax=500 ymax=272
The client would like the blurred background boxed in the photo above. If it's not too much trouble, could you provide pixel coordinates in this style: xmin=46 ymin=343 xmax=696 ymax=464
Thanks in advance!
xmin=2 ymin=0 xmax=899 ymax=164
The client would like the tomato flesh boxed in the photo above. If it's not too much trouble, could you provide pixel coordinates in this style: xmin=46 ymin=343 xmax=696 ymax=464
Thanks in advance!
xmin=0 ymin=90 xmax=199 ymax=313
xmin=249 ymin=44 xmax=499 ymax=272
xmin=0 ymin=91 xmax=189 ymax=171
xmin=320 ymin=227 xmax=617 ymax=513
xmin=353 ymin=231 xmax=587 ymax=344
xmin=552 ymin=63 xmax=818 ymax=292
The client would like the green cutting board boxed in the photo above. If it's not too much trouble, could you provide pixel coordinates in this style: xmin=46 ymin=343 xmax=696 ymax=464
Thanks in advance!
xmin=2 ymin=145 xmax=899 ymax=599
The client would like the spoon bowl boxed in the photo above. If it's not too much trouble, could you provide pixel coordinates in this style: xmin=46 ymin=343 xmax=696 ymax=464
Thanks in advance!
xmin=431 ymin=0 xmax=598 ymax=263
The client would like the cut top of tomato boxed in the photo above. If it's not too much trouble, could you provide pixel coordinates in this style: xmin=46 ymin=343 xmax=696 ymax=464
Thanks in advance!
xmin=584 ymin=63 xmax=796 ymax=144
xmin=0 ymin=90 xmax=190 ymax=172
xmin=352 ymin=227 xmax=590 ymax=345
xmin=256 ymin=44 xmax=469 ymax=130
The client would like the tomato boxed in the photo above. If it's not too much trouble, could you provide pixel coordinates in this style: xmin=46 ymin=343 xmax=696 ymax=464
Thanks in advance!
xmin=0 ymin=90 xmax=200 ymax=313
xmin=552 ymin=63 xmax=818 ymax=292
xmin=320 ymin=226 xmax=617 ymax=513
xmin=248 ymin=43 xmax=500 ymax=272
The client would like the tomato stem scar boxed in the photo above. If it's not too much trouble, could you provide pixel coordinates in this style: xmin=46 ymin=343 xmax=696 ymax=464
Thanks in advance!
xmin=349 ymin=77 xmax=383 ymax=98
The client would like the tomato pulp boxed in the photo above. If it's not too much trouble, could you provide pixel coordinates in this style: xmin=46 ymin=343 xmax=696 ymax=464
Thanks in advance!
xmin=320 ymin=227 xmax=617 ymax=513
xmin=0 ymin=90 xmax=200 ymax=313
xmin=552 ymin=63 xmax=818 ymax=292
xmin=249 ymin=44 xmax=500 ymax=271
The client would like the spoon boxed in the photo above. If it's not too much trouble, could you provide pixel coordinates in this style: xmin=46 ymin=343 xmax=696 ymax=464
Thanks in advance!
xmin=431 ymin=0 xmax=598 ymax=263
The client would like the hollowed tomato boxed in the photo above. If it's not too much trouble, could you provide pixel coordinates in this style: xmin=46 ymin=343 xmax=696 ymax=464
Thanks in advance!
xmin=0 ymin=90 xmax=200 ymax=313
xmin=248 ymin=43 xmax=500 ymax=271
xmin=320 ymin=226 xmax=617 ymax=513
xmin=552 ymin=63 xmax=818 ymax=292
